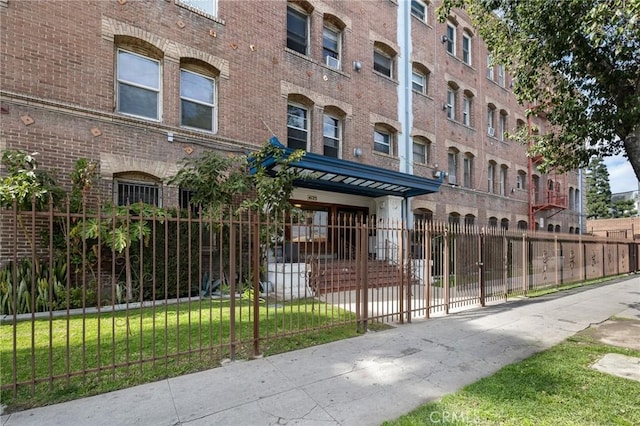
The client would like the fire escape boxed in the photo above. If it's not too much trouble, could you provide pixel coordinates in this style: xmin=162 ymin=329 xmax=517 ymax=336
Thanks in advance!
xmin=527 ymin=116 xmax=568 ymax=231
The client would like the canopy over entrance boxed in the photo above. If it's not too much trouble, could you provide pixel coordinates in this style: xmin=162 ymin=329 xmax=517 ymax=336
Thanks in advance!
xmin=256 ymin=137 xmax=442 ymax=198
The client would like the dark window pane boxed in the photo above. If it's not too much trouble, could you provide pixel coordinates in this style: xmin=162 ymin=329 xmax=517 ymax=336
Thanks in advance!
xmin=181 ymin=100 xmax=213 ymax=131
xmin=287 ymin=7 xmax=307 ymax=54
xmin=118 ymin=83 xmax=158 ymax=119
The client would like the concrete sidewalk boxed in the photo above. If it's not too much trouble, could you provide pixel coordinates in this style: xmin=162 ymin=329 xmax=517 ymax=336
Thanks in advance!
xmin=2 ymin=276 xmax=638 ymax=426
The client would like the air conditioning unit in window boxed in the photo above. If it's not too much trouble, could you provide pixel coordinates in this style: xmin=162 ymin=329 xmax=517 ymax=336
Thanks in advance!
xmin=326 ymin=56 xmax=340 ymax=69
xmin=487 ymin=127 xmax=495 ymax=137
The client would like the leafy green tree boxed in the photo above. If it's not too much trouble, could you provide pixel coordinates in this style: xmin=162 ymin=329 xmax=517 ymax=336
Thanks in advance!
xmin=438 ymin=0 xmax=640 ymax=181
xmin=586 ymin=157 xmax=612 ymax=218
xmin=611 ymin=197 xmax=637 ymax=218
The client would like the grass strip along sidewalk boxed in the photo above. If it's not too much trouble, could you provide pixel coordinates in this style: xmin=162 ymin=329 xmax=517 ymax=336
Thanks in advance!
xmin=384 ymin=324 xmax=640 ymax=426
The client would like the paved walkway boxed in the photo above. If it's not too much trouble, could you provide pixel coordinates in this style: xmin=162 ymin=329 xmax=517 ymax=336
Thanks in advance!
xmin=2 ymin=276 xmax=638 ymax=426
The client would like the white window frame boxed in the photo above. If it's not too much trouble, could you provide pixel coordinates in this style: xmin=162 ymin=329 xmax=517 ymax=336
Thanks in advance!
xmin=412 ymin=70 xmax=426 ymax=94
xmin=413 ymin=141 xmax=426 ymax=164
xmin=287 ymin=5 xmax=309 ymax=55
xmin=448 ymin=150 xmax=458 ymax=185
xmin=463 ymin=154 xmax=473 ymax=188
xmin=287 ymin=104 xmax=309 ymax=150
xmin=180 ymin=69 xmax=216 ymax=132
xmin=447 ymin=88 xmax=456 ymax=120
xmin=486 ymin=54 xmax=494 ymax=80
xmin=498 ymin=64 xmax=506 ymax=87
xmin=446 ymin=23 xmax=456 ymax=56
xmin=374 ymin=129 xmax=391 ymax=155
xmin=462 ymin=33 xmax=471 ymax=65
xmin=462 ymin=96 xmax=471 ymax=126
xmin=374 ymin=49 xmax=393 ymax=78
xmin=322 ymin=25 xmax=341 ymax=70
xmin=487 ymin=162 xmax=495 ymax=193
xmin=516 ymin=172 xmax=525 ymax=190
xmin=487 ymin=107 xmax=495 ymax=136
xmin=499 ymin=166 xmax=507 ymax=196
xmin=322 ymin=114 xmax=341 ymax=158
xmin=177 ymin=0 xmax=217 ymax=16
xmin=116 ymin=49 xmax=161 ymax=121
xmin=411 ymin=0 xmax=427 ymax=22
xmin=499 ymin=113 xmax=506 ymax=141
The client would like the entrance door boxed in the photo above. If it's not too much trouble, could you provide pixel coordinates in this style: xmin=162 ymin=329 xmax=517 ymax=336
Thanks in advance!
xmin=335 ymin=208 xmax=367 ymax=260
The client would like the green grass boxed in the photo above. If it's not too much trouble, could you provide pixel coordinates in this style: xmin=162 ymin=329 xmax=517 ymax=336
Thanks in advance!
xmin=0 ymin=298 xmax=385 ymax=413
xmin=383 ymin=331 xmax=640 ymax=426
xmin=525 ymin=276 xmax=619 ymax=298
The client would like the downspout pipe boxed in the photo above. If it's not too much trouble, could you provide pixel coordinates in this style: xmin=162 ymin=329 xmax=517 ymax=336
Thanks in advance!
xmin=398 ymin=0 xmax=413 ymax=226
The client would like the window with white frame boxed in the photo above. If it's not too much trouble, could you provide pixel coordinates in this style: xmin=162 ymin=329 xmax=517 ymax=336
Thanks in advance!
xmin=487 ymin=162 xmax=495 ymax=193
xmin=178 ymin=0 xmax=217 ymax=16
xmin=448 ymin=149 xmax=458 ymax=185
xmin=486 ymin=54 xmax=494 ymax=80
xmin=115 ymin=179 xmax=160 ymax=207
xmin=180 ymin=69 xmax=215 ymax=132
xmin=322 ymin=25 xmax=341 ymax=69
xmin=322 ymin=114 xmax=340 ymax=158
xmin=499 ymin=165 xmax=507 ymax=195
xmin=374 ymin=128 xmax=392 ymax=155
xmin=446 ymin=23 xmax=456 ymax=55
xmin=373 ymin=49 xmax=393 ymax=78
xmin=411 ymin=0 xmax=427 ymax=22
xmin=498 ymin=112 xmax=507 ymax=141
xmin=516 ymin=171 xmax=525 ymax=190
xmin=462 ymin=95 xmax=471 ymax=126
xmin=447 ymin=87 xmax=456 ymax=120
xmin=117 ymin=49 xmax=160 ymax=120
xmin=413 ymin=140 xmax=427 ymax=164
xmin=498 ymin=64 xmax=505 ymax=87
xmin=412 ymin=70 xmax=426 ymax=94
xmin=462 ymin=32 xmax=471 ymax=65
xmin=463 ymin=153 xmax=473 ymax=188
xmin=287 ymin=5 xmax=308 ymax=55
xmin=287 ymin=104 xmax=308 ymax=150
xmin=487 ymin=106 xmax=496 ymax=136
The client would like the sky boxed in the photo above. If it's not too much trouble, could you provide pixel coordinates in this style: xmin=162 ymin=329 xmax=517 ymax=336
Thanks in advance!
xmin=604 ymin=154 xmax=639 ymax=194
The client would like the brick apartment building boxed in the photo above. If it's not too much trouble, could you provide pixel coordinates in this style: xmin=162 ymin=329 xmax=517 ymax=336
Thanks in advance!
xmin=1 ymin=0 xmax=583 ymax=238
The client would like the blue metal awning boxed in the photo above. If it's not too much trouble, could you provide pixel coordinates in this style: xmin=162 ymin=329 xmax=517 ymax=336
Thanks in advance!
xmin=255 ymin=137 xmax=441 ymax=198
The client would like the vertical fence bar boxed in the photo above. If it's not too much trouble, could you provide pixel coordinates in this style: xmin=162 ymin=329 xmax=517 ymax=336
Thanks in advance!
xmin=48 ymin=197 xmax=55 ymax=389
xmin=252 ymin=213 xmax=261 ymax=357
xmin=29 ymin=199 xmax=36 ymax=394
xmin=424 ymin=223 xmax=431 ymax=319
xmin=479 ymin=230 xmax=485 ymax=307
xmin=443 ymin=228 xmax=450 ymax=314
xmin=229 ymin=213 xmax=236 ymax=360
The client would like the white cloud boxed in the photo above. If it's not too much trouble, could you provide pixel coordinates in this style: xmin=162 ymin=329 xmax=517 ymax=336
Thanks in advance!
xmin=604 ymin=154 xmax=639 ymax=193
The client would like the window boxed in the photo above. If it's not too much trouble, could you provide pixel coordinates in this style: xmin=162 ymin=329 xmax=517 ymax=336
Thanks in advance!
xmin=516 ymin=171 xmax=525 ymax=190
xmin=323 ymin=26 xmax=341 ymax=69
xmin=447 ymin=149 xmax=458 ymax=185
xmin=462 ymin=33 xmax=471 ymax=65
xmin=518 ymin=221 xmax=528 ymax=230
xmin=487 ymin=106 xmax=495 ymax=136
xmin=178 ymin=0 xmax=216 ymax=16
xmin=412 ymin=70 xmax=426 ymax=94
xmin=463 ymin=154 xmax=473 ymax=188
xmin=287 ymin=104 xmax=308 ymax=150
xmin=374 ymin=50 xmax=393 ymax=78
xmin=180 ymin=69 xmax=215 ymax=131
xmin=117 ymin=49 xmax=160 ymax=120
xmin=487 ymin=162 xmax=495 ymax=193
xmin=462 ymin=95 xmax=471 ymax=126
xmin=374 ymin=128 xmax=391 ymax=154
xmin=411 ymin=0 xmax=427 ymax=22
xmin=486 ymin=54 xmax=494 ymax=80
xmin=499 ymin=165 xmax=507 ymax=195
xmin=413 ymin=141 xmax=426 ymax=164
xmin=465 ymin=214 xmax=475 ymax=227
xmin=179 ymin=188 xmax=200 ymax=216
xmin=323 ymin=114 xmax=340 ymax=158
xmin=499 ymin=112 xmax=507 ymax=141
xmin=501 ymin=218 xmax=509 ymax=230
xmin=447 ymin=88 xmax=456 ymax=120
xmin=446 ymin=23 xmax=456 ymax=55
xmin=287 ymin=6 xmax=308 ymax=55
xmin=116 ymin=180 xmax=160 ymax=206
xmin=498 ymin=64 xmax=505 ymax=87
xmin=488 ymin=217 xmax=498 ymax=228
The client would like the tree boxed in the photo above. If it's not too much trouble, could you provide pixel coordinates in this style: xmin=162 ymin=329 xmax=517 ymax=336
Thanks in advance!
xmin=611 ymin=197 xmax=637 ymax=218
xmin=438 ymin=0 xmax=640 ymax=181
xmin=586 ymin=157 xmax=612 ymax=218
